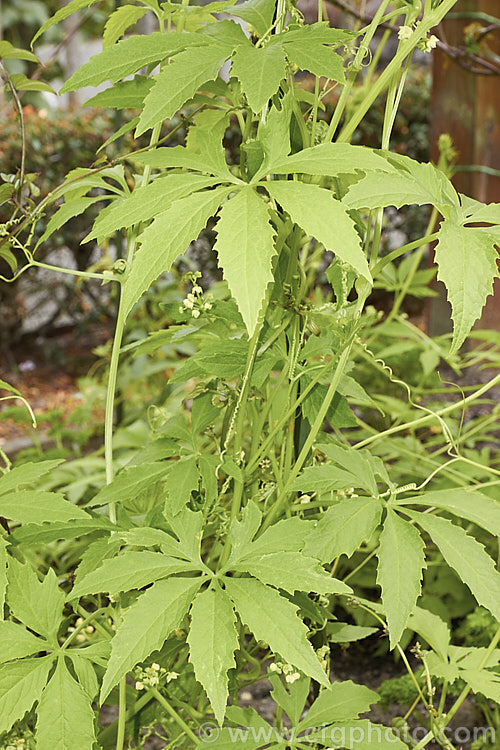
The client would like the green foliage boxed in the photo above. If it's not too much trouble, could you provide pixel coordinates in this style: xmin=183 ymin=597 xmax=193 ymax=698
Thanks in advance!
xmin=1 ymin=0 xmax=500 ymax=747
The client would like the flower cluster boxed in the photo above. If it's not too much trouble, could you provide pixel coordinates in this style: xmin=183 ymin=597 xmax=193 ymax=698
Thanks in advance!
xmin=398 ymin=25 xmax=439 ymax=53
xmin=179 ymin=272 xmax=213 ymax=319
xmin=418 ymin=34 xmax=439 ymax=52
xmin=269 ymin=662 xmax=301 ymax=684
xmin=134 ymin=663 xmax=178 ymax=691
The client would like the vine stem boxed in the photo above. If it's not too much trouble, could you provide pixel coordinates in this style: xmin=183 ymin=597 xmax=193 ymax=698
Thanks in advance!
xmin=148 ymin=687 xmax=200 ymax=745
xmin=262 ymin=340 xmax=354 ymax=531
xmin=413 ymin=625 xmax=500 ymax=750
xmin=353 ymin=372 xmax=500 ymax=450
xmin=103 ymin=120 xmax=162 ymax=750
xmin=325 ymin=0 xmax=393 ymax=141
xmin=337 ymin=0 xmax=460 ymax=143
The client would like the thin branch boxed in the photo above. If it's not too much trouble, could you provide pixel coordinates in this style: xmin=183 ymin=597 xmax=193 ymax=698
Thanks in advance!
xmin=325 ymin=0 xmax=500 ymax=76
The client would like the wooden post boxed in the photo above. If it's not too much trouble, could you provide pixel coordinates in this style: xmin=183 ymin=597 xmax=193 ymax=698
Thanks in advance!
xmin=429 ymin=0 xmax=500 ymax=332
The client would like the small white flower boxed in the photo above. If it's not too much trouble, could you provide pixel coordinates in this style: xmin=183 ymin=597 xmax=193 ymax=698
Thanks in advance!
xmin=422 ymin=34 xmax=438 ymax=51
xmin=285 ymin=672 xmax=301 ymax=684
xmin=183 ymin=298 xmax=194 ymax=309
xmin=398 ymin=25 xmax=413 ymax=40
xmin=151 ymin=663 xmax=160 ymax=671
xmin=300 ymin=494 xmax=311 ymax=504
xmin=85 ymin=625 xmax=94 ymax=634
xmin=166 ymin=671 xmax=179 ymax=682
xmin=186 ymin=293 xmax=196 ymax=302
xmin=135 ymin=681 xmax=145 ymax=691
xmin=192 ymin=309 xmax=201 ymax=319
xmin=193 ymin=285 xmax=203 ymax=295
xmin=204 ymin=302 xmax=213 ymax=310
xmin=179 ymin=305 xmax=185 ymax=313
xmin=269 ymin=663 xmax=280 ymax=673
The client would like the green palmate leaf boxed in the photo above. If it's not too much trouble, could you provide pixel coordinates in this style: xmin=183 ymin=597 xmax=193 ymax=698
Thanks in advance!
xmin=290 ymin=464 xmax=364 ymax=494
xmin=36 ymin=196 xmax=105 ymax=248
xmin=232 ymin=551 xmax=351 ymax=595
xmin=32 ymin=0 xmax=102 ymax=45
xmin=269 ymin=675 xmax=310 ymax=726
xmin=122 ymin=186 xmax=228 ymax=318
xmin=303 ymin=497 xmax=383 ymax=564
xmin=10 ymin=74 xmax=54 ymax=93
xmin=36 ymin=657 xmax=95 ymax=750
xmin=188 ymin=129 xmax=237 ymax=183
xmin=270 ymin=22 xmax=358 ymax=46
xmin=266 ymin=181 xmax=371 ymax=282
xmin=308 ymin=719 xmax=408 ymax=749
xmin=0 ymin=657 xmax=52 ymax=734
xmin=231 ymin=0 xmax=276 ymax=36
xmin=133 ymin=144 xmax=236 ymax=182
xmin=214 ymin=186 xmax=276 ymax=335
xmin=116 ymin=527 xmax=186 ymax=558
xmin=192 ymin=339 xmax=247 ymax=379
xmin=231 ymin=44 xmax=287 ymax=114
xmin=299 ymin=680 xmax=378 ymax=729
xmin=403 ymin=509 xmax=500 ymax=621
xmin=163 ymin=1 xmax=236 ymax=31
xmin=11 ymin=518 xmax=115 ymax=545
xmin=235 ymin=517 xmax=310 ymax=560
xmin=460 ymin=194 xmax=500 ymax=224
xmin=60 ymin=32 xmax=204 ymax=91
xmin=224 ymin=576 xmax=328 ymax=685
xmin=342 ymin=158 xmax=456 ymax=211
xmin=84 ymin=76 xmax=153 ymax=109
xmin=0 ymin=538 xmax=7 ymax=618
xmin=103 ymin=5 xmax=149 ymax=48
xmin=316 ymin=443 xmax=378 ymax=495
xmin=73 ymin=536 xmax=122 ymax=588
xmin=137 ymin=44 xmax=231 ymax=135
xmin=7 ymin=561 xmax=64 ymax=643
xmin=0 ymin=184 xmax=15 ymax=207
xmin=258 ymin=93 xmax=292 ymax=171
xmin=69 ymin=654 xmax=99 ymax=700
xmin=434 ymin=221 xmax=500 ymax=353
xmin=327 ymin=623 xmax=379 ymax=643
xmin=163 ymin=456 xmax=200 ymax=515
xmin=460 ymin=667 xmax=500 ymax=704
xmin=165 ymin=508 xmax=205 ymax=565
xmin=101 ymin=576 xmax=203 ymax=700
xmin=85 ymin=174 xmax=216 ymax=242
xmin=0 ymin=620 xmax=46 ymax=663
xmin=226 ymin=502 xmax=263 ymax=563
xmin=0 ymin=460 xmax=63 ymax=496
xmin=69 ymin=550 xmax=198 ymax=599
xmin=188 ymin=583 xmax=238 ymax=725
xmin=377 ymin=509 xmax=426 ymax=649
xmin=267 ymin=142 xmax=391 ymax=178
xmin=0 ymin=40 xmax=38 ymax=62
xmin=397 ymin=488 xmax=500 ymax=538
xmin=0 ymin=490 xmax=90 ymax=525
xmin=186 ymin=107 xmax=229 ymax=152
xmin=284 ymin=40 xmax=345 ymax=82
xmin=87 ymin=462 xmax=171 ymax=507
xmin=0 ymin=378 xmax=21 ymax=395
xmin=407 ymin=607 xmax=450 ymax=662
xmin=302 ymin=381 xmax=357 ymax=430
